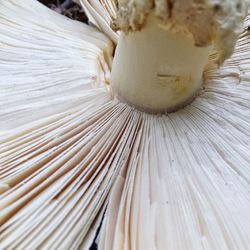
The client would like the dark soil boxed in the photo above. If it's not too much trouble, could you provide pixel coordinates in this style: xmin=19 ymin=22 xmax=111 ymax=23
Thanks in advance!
xmin=38 ymin=0 xmax=88 ymax=23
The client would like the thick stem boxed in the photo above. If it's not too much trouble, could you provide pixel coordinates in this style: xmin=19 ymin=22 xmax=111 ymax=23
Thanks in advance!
xmin=110 ymin=13 xmax=211 ymax=113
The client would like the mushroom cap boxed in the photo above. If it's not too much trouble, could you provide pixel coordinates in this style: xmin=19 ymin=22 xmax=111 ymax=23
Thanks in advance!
xmin=0 ymin=0 xmax=250 ymax=249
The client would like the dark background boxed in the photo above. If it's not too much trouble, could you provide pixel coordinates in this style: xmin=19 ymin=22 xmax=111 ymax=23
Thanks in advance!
xmin=38 ymin=0 xmax=88 ymax=23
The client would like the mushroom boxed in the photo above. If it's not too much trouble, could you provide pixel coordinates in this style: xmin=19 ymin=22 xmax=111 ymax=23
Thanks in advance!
xmin=0 ymin=0 xmax=250 ymax=249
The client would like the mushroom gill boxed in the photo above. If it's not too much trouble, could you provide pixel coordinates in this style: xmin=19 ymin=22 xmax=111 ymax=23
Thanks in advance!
xmin=0 ymin=0 xmax=250 ymax=249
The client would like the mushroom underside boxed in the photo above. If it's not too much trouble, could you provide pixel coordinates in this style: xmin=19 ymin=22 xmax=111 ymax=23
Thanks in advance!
xmin=0 ymin=1 xmax=250 ymax=249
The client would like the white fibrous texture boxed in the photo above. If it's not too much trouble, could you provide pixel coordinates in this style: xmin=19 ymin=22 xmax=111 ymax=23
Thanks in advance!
xmin=114 ymin=0 xmax=250 ymax=63
xmin=74 ymin=0 xmax=119 ymax=43
xmin=1 ymin=0 xmax=250 ymax=249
